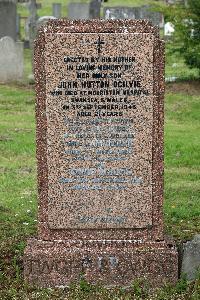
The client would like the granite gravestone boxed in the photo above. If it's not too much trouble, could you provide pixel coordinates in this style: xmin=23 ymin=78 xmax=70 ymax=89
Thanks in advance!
xmin=24 ymin=20 xmax=178 ymax=288
xmin=0 ymin=36 xmax=23 ymax=82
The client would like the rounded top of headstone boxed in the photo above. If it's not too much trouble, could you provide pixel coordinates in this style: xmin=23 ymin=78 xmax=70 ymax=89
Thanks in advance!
xmin=36 ymin=16 xmax=57 ymax=30
xmin=0 ymin=36 xmax=16 ymax=49
xmin=37 ymin=16 xmax=57 ymax=22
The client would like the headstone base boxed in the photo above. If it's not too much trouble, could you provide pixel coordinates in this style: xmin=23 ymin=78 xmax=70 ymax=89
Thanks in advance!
xmin=24 ymin=238 xmax=178 ymax=288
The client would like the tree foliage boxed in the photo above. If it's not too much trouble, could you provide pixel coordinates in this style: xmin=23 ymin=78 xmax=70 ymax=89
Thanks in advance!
xmin=155 ymin=0 xmax=200 ymax=72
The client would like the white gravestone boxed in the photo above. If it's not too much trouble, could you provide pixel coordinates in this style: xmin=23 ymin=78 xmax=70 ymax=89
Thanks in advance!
xmin=164 ymin=22 xmax=175 ymax=36
xmin=0 ymin=36 xmax=23 ymax=83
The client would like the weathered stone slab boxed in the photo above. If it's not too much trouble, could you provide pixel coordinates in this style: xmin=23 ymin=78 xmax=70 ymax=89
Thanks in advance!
xmin=24 ymin=20 xmax=178 ymax=288
xmin=68 ymin=3 xmax=90 ymax=20
xmin=52 ymin=3 xmax=61 ymax=18
xmin=89 ymin=0 xmax=101 ymax=19
xmin=181 ymin=234 xmax=200 ymax=280
xmin=0 ymin=0 xmax=17 ymax=41
xmin=26 ymin=0 xmax=42 ymax=49
xmin=104 ymin=6 xmax=164 ymax=28
xmin=104 ymin=7 xmax=139 ymax=20
xmin=0 ymin=36 xmax=23 ymax=82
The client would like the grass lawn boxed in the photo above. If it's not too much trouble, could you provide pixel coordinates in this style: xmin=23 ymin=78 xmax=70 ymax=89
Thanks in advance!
xmin=165 ymin=43 xmax=199 ymax=81
xmin=0 ymin=79 xmax=199 ymax=298
xmin=164 ymin=82 xmax=200 ymax=241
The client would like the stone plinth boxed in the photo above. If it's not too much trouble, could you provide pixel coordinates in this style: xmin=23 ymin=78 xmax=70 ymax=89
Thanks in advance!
xmin=24 ymin=239 xmax=178 ymax=288
xmin=24 ymin=20 xmax=178 ymax=287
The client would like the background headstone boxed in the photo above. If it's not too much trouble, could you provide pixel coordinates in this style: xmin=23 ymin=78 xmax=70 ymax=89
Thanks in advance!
xmin=26 ymin=0 xmax=42 ymax=48
xmin=89 ymin=0 xmax=101 ymax=19
xmin=182 ymin=235 xmax=200 ymax=280
xmin=36 ymin=16 xmax=57 ymax=32
xmin=0 ymin=36 xmax=23 ymax=82
xmin=164 ymin=22 xmax=175 ymax=36
xmin=104 ymin=6 xmax=164 ymax=28
xmin=52 ymin=3 xmax=61 ymax=19
xmin=104 ymin=7 xmax=138 ymax=20
xmin=68 ymin=2 xmax=90 ymax=20
xmin=140 ymin=5 xmax=164 ymax=28
xmin=0 ymin=0 xmax=17 ymax=41
xmin=24 ymin=20 xmax=178 ymax=288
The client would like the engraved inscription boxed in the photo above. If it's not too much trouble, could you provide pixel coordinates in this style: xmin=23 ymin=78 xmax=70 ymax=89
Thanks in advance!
xmin=44 ymin=33 xmax=154 ymax=229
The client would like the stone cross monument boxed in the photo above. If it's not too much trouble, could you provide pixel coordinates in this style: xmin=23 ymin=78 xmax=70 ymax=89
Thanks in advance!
xmin=24 ymin=20 xmax=178 ymax=288
xmin=27 ymin=0 xmax=42 ymax=48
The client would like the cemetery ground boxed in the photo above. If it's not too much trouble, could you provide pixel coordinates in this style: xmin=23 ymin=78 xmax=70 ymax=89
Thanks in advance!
xmin=0 ymin=51 xmax=200 ymax=298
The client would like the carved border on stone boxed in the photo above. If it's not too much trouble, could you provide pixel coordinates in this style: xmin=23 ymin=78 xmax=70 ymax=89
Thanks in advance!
xmin=34 ymin=20 xmax=164 ymax=241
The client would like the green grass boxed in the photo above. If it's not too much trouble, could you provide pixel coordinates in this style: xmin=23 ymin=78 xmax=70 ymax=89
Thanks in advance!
xmin=164 ymin=90 xmax=200 ymax=240
xmin=0 ymin=85 xmax=36 ymax=242
xmin=165 ymin=43 xmax=199 ymax=80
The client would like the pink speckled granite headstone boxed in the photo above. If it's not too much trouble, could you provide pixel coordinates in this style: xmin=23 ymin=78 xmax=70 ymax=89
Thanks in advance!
xmin=24 ymin=20 xmax=178 ymax=288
